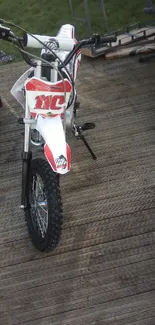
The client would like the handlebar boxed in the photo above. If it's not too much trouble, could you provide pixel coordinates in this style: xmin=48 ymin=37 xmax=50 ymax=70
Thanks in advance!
xmin=0 ymin=20 xmax=117 ymax=69
xmin=23 ymin=32 xmax=117 ymax=50
xmin=82 ymin=35 xmax=117 ymax=46
xmin=23 ymin=33 xmax=75 ymax=51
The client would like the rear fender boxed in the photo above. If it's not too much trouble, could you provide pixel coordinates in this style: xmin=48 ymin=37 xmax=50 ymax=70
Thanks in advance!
xmin=36 ymin=114 xmax=71 ymax=174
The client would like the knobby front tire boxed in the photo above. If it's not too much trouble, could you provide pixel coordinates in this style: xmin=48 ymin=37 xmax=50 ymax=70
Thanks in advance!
xmin=25 ymin=158 xmax=63 ymax=252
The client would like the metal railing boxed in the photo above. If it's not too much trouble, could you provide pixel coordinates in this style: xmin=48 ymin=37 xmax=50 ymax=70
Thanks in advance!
xmin=68 ymin=0 xmax=109 ymax=36
xmin=69 ymin=0 xmax=155 ymax=37
xmin=144 ymin=0 xmax=155 ymax=13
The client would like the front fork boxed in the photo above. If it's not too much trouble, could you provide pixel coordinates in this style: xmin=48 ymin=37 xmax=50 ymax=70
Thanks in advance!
xmin=20 ymin=103 xmax=32 ymax=209
xmin=20 ymin=93 xmax=96 ymax=209
xmin=21 ymin=150 xmax=32 ymax=209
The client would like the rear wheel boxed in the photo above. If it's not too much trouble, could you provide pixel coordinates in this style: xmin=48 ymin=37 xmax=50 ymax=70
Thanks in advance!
xmin=25 ymin=158 xmax=63 ymax=251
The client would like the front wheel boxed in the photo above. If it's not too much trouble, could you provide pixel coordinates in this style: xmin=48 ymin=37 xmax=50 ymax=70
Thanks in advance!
xmin=25 ymin=158 xmax=63 ymax=251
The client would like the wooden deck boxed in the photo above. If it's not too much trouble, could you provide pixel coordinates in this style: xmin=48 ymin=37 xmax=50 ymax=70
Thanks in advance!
xmin=1 ymin=55 xmax=155 ymax=325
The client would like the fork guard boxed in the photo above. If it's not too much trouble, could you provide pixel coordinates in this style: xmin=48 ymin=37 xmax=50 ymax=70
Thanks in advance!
xmin=36 ymin=114 xmax=71 ymax=174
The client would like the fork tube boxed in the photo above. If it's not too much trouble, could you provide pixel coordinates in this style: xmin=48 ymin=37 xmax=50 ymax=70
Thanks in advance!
xmin=51 ymin=60 xmax=58 ymax=82
xmin=21 ymin=99 xmax=32 ymax=209
xmin=34 ymin=60 xmax=42 ymax=78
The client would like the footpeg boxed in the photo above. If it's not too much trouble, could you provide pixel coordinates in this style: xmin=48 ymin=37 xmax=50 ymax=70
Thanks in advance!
xmin=81 ymin=123 xmax=95 ymax=131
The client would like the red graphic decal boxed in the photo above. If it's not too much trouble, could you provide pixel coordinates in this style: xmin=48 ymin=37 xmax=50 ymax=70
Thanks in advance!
xmin=51 ymin=95 xmax=64 ymax=110
xmin=55 ymin=155 xmax=67 ymax=170
xmin=35 ymin=94 xmax=65 ymax=110
xmin=35 ymin=95 xmax=45 ymax=109
xmin=26 ymin=78 xmax=72 ymax=93
xmin=31 ymin=112 xmax=37 ymax=118
xmin=44 ymin=144 xmax=56 ymax=172
xmin=44 ymin=143 xmax=71 ymax=172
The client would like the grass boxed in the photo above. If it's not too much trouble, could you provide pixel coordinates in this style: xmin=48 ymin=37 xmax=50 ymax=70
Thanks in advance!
xmin=0 ymin=0 xmax=153 ymax=61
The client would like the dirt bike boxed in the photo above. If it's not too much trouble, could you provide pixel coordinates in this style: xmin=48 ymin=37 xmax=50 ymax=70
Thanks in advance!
xmin=0 ymin=18 xmax=117 ymax=251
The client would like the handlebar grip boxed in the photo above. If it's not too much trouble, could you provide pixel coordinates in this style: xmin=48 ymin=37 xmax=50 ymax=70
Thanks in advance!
xmin=100 ymin=36 xmax=117 ymax=43
xmin=0 ymin=25 xmax=11 ymax=40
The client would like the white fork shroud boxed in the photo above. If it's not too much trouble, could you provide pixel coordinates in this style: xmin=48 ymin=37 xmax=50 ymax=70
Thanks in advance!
xmin=36 ymin=114 xmax=71 ymax=174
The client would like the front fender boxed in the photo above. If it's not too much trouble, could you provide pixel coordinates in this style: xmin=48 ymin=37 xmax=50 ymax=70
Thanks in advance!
xmin=36 ymin=114 xmax=71 ymax=174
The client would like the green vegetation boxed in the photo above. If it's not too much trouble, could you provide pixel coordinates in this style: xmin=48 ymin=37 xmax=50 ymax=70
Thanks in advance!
xmin=0 ymin=0 xmax=152 ymax=61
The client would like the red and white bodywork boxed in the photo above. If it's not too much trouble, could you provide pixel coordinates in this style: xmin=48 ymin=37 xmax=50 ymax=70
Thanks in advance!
xmin=25 ymin=77 xmax=72 ymax=174
xmin=11 ymin=24 xmax=81 ymax=174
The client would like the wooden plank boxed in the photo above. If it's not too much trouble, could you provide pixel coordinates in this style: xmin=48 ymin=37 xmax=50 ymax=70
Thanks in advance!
xmin=81 ymin=45 xmax=108 ymax=58
xmin=1 ymin=291 xmax=155 ymax=325
xmin=105 ymin=42 xmax=155 ymax=59
xmin=111 ymin=27 xmax=155 ymax=46
xmin=104 ymin=37 xmax=155 ymax=59
xmin=1 ymin=57 xmax=155 ymax=324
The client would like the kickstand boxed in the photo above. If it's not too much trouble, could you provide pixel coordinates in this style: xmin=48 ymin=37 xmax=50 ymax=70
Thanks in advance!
xmin=73 ymin=125 xmax=97 ymax=160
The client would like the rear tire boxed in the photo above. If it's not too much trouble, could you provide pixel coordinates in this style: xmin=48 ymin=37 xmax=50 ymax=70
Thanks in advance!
xmin=25 ymin=158 xmax=62 ymax=251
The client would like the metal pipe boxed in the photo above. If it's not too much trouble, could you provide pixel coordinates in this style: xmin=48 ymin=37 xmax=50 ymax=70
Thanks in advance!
xmin=145 ymin=0 xmax=153 ymax=7
xmin=100 ymin=0 xmax=109 ymax=33
xmin=84 ymin=0 xmax=92 ymax=35
xmin=68 ymin=0 xmax=77 ymax=31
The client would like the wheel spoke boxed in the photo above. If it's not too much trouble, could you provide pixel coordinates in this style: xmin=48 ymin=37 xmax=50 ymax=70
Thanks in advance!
xmin=36 ymin=206 xmax=48 ymax=237
xmin=30 ymin=174 xmax=48 ymax=238
xmin=26 ymin=158 xmax=63 ymax=251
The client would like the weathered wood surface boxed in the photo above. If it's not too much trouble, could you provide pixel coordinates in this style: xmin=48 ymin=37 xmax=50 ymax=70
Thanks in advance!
xmin=0 ymin=56 xmax=155 ymax=325
xmin=104 ymin=40 xmax=155 ymax=59
xmin=81 ymin=27 xmax=155 ymax=57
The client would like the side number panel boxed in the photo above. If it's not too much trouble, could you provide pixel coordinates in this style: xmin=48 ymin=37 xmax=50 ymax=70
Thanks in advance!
xmin=35 ymin=94 xmax=65 ymax=110
xmin=25 ymin=77 xmax=72 ymax=118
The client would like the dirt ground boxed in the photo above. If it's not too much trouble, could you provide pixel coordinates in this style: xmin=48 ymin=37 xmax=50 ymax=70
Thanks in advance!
xmin=0 ymin=55 xmax=155 ymax=325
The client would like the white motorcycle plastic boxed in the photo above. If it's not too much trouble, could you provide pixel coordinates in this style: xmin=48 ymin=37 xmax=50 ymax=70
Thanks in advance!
xmin=11 ymin=24 xmax=81 ymax=173
xmin=0 ymin=19 xmax=116 ymax=251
